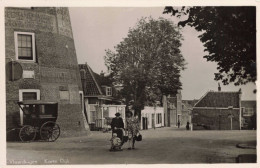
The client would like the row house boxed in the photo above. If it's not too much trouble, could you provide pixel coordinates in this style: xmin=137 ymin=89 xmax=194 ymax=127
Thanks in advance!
xmin=141 ymin=106 xmax=164 ymax=130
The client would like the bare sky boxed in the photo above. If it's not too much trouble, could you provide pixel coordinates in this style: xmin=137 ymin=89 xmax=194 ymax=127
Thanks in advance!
xmin=69 ymin=7 xmax=256 ymax=100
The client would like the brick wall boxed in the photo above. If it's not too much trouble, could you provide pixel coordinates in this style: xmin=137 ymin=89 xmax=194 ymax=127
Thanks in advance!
xmin=192 ymin=108 xmax=240 ymax=130
xmin=6 ymin=7 xmax=89 ymax=138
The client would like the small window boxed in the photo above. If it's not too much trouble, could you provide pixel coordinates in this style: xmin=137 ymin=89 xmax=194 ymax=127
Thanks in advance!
xmin=14 ymin=32 xmax=36 ymax=62
xmin=243 ymin=108 xmax=255 ymax=116
xmin=22 ymin=92 xmax=37 ymax=100
xmin=39 ymin=105 xmax=45 ymax=114
xmin=106 ymin=87 xmax=112 ymax=96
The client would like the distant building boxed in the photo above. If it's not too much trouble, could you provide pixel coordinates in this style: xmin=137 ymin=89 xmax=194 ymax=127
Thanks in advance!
xmin=6 ymin=7 xmax=89 ymax=137
xmin=192 ymin=89 xmax=242 ymax=130
xmin=181 ymin=100 xmax=198 ymax=126
xmin=164 ymin=90 xmax=182 ymax=127
xmin=241 ymin=100 xmax=256 ymax=129
xmin=141 ymin=106 xmax=164 ymax=130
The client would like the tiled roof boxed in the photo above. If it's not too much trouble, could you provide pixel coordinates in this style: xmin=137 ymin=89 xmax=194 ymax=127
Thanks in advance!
xmin=182 ymin=100 xmax=198 ymax=110
xmin=194 ymin=91 xmax=240 ymax=108
xmin=93 ymin=73 xmax=113 ymax=87
xmin=241 ymin=100 xmax=256 ymax=108
xmin=79 ymin=64 xmax=102 ymax=96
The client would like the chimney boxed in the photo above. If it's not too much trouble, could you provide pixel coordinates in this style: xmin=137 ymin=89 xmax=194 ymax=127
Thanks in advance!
xmin=238 ymin=88 xmax=242 ymax=94
xmin=100 ymin=70 xmax=104 ymax=77
xmin=218 ymin=83 xmax=221 ymax=91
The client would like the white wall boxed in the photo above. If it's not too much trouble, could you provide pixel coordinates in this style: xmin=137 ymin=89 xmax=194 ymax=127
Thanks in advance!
xmin=141 ymin=106 xmax=164 ymax=130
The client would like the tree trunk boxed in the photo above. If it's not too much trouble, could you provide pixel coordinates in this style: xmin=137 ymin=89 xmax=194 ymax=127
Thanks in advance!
xmin=134 ymin=109 xmax=142 ymax=123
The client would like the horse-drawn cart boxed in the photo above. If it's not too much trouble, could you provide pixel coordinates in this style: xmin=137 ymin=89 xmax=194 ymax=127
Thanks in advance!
xmin=15 ymin=100 xmax=60 ymax=142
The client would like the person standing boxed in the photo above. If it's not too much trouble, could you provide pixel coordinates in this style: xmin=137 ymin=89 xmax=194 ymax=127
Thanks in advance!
xmin=177 ymin=120 xmax=180 ymax=128
xmin=126 ymin=111 xmax=140 ymax=150
xmin=186 ymin=121 xmax=190 ymax=130
xmin=111 ymin=112 xmax=124 ymax=141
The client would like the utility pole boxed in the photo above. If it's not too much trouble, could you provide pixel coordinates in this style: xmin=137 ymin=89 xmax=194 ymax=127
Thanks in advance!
xmin=228 ymin=114 xmax=234 ymax=130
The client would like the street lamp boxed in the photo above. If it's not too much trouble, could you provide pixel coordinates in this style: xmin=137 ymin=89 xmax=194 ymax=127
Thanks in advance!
xmin=228 ymin=114 xmax=234 ymax=130
xmin=218 ymin=114 xmax=222 ymax=130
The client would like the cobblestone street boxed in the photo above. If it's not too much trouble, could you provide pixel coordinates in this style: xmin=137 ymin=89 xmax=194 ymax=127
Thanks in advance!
xmin=7 ymin=127 xmax=256 ymax=164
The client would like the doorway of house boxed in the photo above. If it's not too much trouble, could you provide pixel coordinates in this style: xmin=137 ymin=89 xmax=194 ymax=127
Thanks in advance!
xmin=142 ymin=117 xmax=148 ymax=130
xmin=152 ymin=114 xmax=155 ymax=129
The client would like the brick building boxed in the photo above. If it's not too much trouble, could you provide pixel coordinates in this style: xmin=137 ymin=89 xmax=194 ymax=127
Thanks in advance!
xmin=192 ymin=90 xmax=242 ymax=130
xmin=6 ymin=7 xmax=89 ymax=137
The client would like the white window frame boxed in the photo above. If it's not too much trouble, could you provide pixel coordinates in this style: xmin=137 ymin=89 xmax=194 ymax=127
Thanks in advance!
xmin=14 ymin=32 xmax=36 ymax=62
xmin=19 ymin=89 xmax=40 ymax=125
xmin=243 ymin=107 xmax=254 ymax=117
xmin=106 ymin=87 xmax=112 ymax=96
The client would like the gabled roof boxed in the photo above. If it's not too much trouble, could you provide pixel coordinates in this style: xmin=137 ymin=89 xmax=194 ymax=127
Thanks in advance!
xmin=182 ymin=100 xmax=198 ymax=107
xmin=194 ymin=91 xmax=240 ymax=108
xmin=182 ymin=100 xmax=198 ymax=110
xmin=79 ymin=64 xmax=102 ymax=96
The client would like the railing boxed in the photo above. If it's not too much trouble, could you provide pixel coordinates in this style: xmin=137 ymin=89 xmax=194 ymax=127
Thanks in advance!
xmin=95 ymin=118 xmax=105 ymax=128
xmin=90 ymin=105 xmax=126 ymax=130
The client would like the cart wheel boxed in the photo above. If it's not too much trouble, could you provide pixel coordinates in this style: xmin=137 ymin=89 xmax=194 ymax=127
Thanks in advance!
xmin=19 ymin=125 xmax=36 ymax=142
xmin=40 ymin=121 xmax=60 ymax=142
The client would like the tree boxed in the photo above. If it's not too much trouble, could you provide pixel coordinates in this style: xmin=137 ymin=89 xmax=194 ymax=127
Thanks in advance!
xmin=164 ymin=7 xmax=256 ymax=86
xmin=105 ymin=17 xmax=185 ymax=119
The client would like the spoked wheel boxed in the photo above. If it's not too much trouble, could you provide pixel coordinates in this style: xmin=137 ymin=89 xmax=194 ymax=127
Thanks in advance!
xmin=40 ymin=121 xmax=60 ymax=142
xmin=19 ymin=125 xmax=36 ymax=142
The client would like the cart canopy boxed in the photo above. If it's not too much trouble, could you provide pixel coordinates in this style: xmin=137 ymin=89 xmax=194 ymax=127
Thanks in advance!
xmin=17 ymin=100 xmax=58 ymax=105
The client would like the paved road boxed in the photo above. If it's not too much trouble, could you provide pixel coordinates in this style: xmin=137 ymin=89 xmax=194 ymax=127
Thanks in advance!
xmin=7 ymin=127 xmax=256 ymax=165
